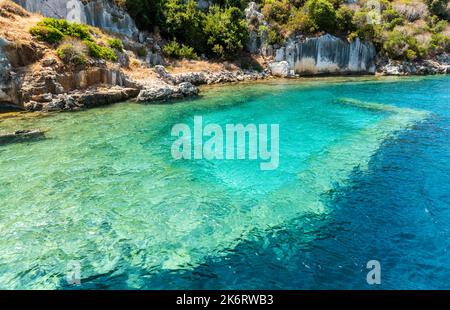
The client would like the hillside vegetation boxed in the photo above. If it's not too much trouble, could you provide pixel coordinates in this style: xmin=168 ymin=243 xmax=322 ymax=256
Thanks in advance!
xmin=2 ymin=0 xmax=449 ymax=67
xmin=113 ymin=0 xmax=449 ymax=61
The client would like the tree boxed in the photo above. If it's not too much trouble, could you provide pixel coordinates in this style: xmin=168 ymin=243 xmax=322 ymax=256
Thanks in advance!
xmin=424 ymin=0 xmax=448 ymax=19
xmin=163 ymin=0 xmax=207 ymax=53
xmin=203 ymin=6 xmax=249 ymax=58
xmin=305 ymin=0 xmax=338 ymax=33
xmin=125 ymin=0 xmax=163 ymax=30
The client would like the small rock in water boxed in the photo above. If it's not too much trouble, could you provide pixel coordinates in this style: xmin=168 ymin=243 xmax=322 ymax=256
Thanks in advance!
xmin=0 ymin=129 xmax=45 ymax=145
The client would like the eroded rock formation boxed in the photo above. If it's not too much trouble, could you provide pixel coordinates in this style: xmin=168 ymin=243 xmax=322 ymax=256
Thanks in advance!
xmin=12 ymin=0 xmax=138 ymax=38
xmin=270 ymin=34 xmax=377 ymax=76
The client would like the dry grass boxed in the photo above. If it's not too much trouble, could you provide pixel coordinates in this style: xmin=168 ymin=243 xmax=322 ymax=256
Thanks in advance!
xmin=0 ymin=0 xmax=42 ymax=44
xmin=122 ymin=57 xmax=158 ymax=81
xmin=165 ymin=59 xmax=235 ymax=74
xmin=392 ymin=0 xmax=429 ymax=22
xmin=165 ymin=54 xmax=268 ymax=74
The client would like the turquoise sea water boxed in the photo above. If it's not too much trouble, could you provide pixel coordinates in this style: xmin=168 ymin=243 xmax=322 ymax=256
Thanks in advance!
xmin=0 ymin=76 xmax=449 ymax=289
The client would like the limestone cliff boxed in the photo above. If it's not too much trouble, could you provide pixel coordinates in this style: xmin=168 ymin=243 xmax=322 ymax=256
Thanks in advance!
xmin=12 ymin=0 xmax=138 ymax=38
xmin=270 ymin=35 xmax=377 ymax=76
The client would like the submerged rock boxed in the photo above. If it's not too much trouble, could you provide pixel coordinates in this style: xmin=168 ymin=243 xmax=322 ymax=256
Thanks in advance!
xmin=0 ymin=129 xmax=45 ymax=145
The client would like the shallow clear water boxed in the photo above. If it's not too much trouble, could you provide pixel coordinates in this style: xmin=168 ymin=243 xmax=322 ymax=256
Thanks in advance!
xmin=0 ymin=76 xmax=449 ymax=289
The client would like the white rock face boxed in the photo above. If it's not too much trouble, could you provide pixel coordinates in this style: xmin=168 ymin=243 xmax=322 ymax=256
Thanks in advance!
xmin=244 ymin=2 xmax=268 ymax=54
xmin=269 ymin=61 xmax=290 ymax=77
xmin=13 ymin=0 xmax=139 ymax=38
xmin=275 ymin=34 xmax=376 ymax=75
xmin=0 ymin=38 xmax=13 ymax=104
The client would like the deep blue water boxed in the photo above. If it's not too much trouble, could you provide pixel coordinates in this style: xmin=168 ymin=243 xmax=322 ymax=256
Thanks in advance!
xmin=0 ymin=76 xmax=449 ymax=289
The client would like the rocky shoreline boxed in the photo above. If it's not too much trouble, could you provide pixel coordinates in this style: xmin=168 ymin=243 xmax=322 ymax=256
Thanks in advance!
xmin=5 ymin=60 xmax=449 ymax=113
xmin=376 ymin=54 xmax=450 ymax=76
xmin=6 ymin=56 xmax=273 ymax=112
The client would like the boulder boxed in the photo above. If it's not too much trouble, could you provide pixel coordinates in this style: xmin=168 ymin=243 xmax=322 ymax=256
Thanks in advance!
xmin=136 ymin=82 xmax=198 ymax=103
xmin=269 ymin=61 xmax=290 ymax=77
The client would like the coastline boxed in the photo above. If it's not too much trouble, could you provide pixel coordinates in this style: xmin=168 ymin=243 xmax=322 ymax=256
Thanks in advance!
xmin=1 ymin=74 xmax=447 ymax=124
xmin=1 ymin=72 xmax=448 ymax=117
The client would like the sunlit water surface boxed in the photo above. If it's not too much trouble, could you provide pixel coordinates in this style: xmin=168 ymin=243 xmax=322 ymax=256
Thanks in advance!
xmin=0 ymin=76 xmax=449 ymax=289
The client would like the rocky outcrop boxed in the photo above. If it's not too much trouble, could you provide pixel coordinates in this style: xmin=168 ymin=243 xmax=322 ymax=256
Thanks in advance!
xmin=0 ymin=38 xmax=13 ymax=105
xmin=12 ymin=0 xmax=139 ymax=38
xmin=377 ymin=54 xmax=450 ymax=75
xmin=18 ymin=60 xmax=139 ymax=107
xmin=135 ymin=81 xmax=199 ymax=103
xmin=153 ymin=65 xmax=270 ymax=86
xmin=269 ymin=61 xmax=289 ymax=77
xmin=244 ymin=2 xmax=268 ymax=55
xmin=0 ymin=37 xmax=24 ymax=109
xmin=271 ymin=34 xmax=377 ymax=76
xmin=25 ymin=86 xmax=140 ymax=111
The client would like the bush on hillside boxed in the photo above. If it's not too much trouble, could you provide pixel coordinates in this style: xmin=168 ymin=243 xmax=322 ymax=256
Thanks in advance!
xmin=424 ymin=0 xmax=448 ymax=18
xmin=163 ymin=40 xmax=199 ymax=59
xmin=382 ymin=8 xmax=405 ymax=30
xmin=383 ymin=30 xmax=427 ymax=60
xmin=426 ymin=15 xmax=448 ymax=33
xmin=29 ymin=25 xmax=64 ymax=44
xmin=429 ymin=33 xmax=450 ymax=54
xmin=107 ymin=38 xmax=124 ymax=51
xmin=203 ymin=6 xmax=248 ymax=58
xmin=261 ymin=0 xmax=291 ymax=25
xmin=163 ymin=0 xmax=207 ymax=53
xmin=124 ymin=0 xmax=163 ymax=30
xmin=305 ymin=0 xmax=338 ymax=33
xmin=336 ymin=5 xmax=356 ymax=33
xmin=287 ymin=7 xmax=317 ymax=34
xmin=39 ymin=18 xmax=92 ymax=41
xmin=56 ymin=40 xmax=87 ymax=66
xmin=84 ymin=41 xmax=118 ymax=61
xmin=352 ymin=10 xmax=383 ymax=44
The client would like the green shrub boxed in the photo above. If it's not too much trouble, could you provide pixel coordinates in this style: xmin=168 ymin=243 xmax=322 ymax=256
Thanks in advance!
xmin=125 ymin=0 xmax=163 ymax=30
xmin=84 ymin=41 xmax=118 ymax=61
xmin=287 ymin=8 xmax=317 ymax=34
xmin=382 ymin=8 xmax=404 ymax=30
xmin=427 ymin=16 xmax=448 ymax=33
xmin=352 ymin=11 xmax=383 ymax=45
xmin=261 ymin=0 xmax=291 ymax=25
xmin=29 ymin=25 xmax=64 ymax=44
xmin=163 ymin=40 xmax=199 ymax=59
xmin=137 ymin=47 xmax=148 ymax=58
xmin=336 ymin=5 xmax=355 ymax=34
xmin=429 ymin=33 xmax=450 ymax=54
xmin=424 ymin=0 xmax=448 ymax=18
xmin=56 ymin=42 xmax=87 ymax=66
xmin=163 ymin=0 xmax=207 ymax=54
xmin=212 ymin=44 xmax=225 ymax=57
xmin=29 ymin=17 xmax=93 ymax=44
xmin=383 ymin=30 xmax=426 ymax=60
xmin=348 ymin=31 xmax=358 ymax=42
xmin=107 ymin=38 xmax=124 ymax=51
xmin=203 ymin=6 xmax=248 ymax=58
xmin=267 ymin=24 xmax=285 ymax=45
xmin=40 ymin=18 xmax=92 ymax=41
xmin=305 ymin=0 xmax=338 ymax=33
